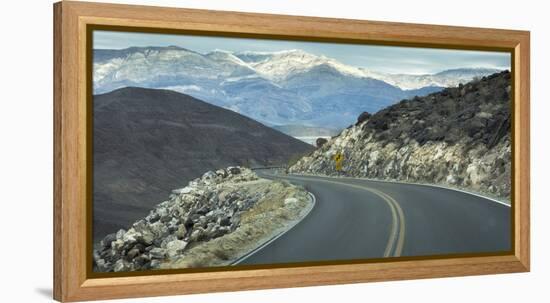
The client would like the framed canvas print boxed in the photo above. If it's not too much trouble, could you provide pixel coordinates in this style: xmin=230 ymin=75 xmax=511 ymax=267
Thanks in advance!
xmin=53 ymin=1 xmax=530 ymax=301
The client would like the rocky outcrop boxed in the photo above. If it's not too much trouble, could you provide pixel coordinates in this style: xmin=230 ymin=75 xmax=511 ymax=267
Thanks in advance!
xmin=355 ymin=111 xmax=372 ymax=126
xmin=290 ymin=71 xmax=512 ymax=199
xmin=316 ymin=138 xmax=328 ymax=148
xmin=93 ymin=166 xmax=312 ymax=272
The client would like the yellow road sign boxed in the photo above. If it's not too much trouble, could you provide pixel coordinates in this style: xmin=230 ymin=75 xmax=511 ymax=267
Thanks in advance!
xmin=333 ymin=152 xmax=344 ymax=171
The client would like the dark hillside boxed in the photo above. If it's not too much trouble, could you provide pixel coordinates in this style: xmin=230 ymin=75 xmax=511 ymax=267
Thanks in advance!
xmin=93 ymin=87 xmax=313 ymax=241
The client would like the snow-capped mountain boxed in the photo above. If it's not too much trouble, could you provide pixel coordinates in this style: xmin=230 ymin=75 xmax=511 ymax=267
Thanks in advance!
xmin=362 ymin=67 xmax=502 ymax=90
xmin=93 ymin=46 xmax=502 ymax=129
xmin=233 ymin=50 xmax=499 ymax=90
xmin=234 ymin=49 xmax=366 ymax=82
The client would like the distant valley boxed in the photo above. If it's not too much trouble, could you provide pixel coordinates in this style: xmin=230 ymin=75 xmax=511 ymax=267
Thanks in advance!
xmin=272 ymin=124 xmax=340 ymax=145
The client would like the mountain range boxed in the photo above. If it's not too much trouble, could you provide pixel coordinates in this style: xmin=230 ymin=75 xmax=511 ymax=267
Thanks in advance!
xmin=93 ymin=46 xmax=500 ymax=129
xmin=93 ymin=87 xmax=313 ymax=241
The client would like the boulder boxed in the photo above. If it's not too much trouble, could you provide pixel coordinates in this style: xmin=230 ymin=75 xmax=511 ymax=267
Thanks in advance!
xmin=134 ymin=254 xmax=150 ymax=268
xmin=172 ymin=187 xmax=194 ymax=195
xmin=150 ymin=259 xmax=161 ymax=268
xmin=196 ymin=206 xmax=210 ymax=216
xmin=147 ymin=212 xmax=160 ymax=223
xmin=217 ymin=191 xmax=230 ymax=203
xmin=189 ymin=229 xmax=203 ymax=243
xmin=132 ymin=220 xmax=148 ymax=231
xmin=149 ymin=247 xmax=166 ymax=259
xmin=138 ymin=229 xmax=155 ymax=246
xmin=284 ymin=197 xmax=298 ymax=205
xmin=316 ymin=138 xmax=328 ymax=148
xmin=166 ymin=240 xmax=188 ymax=258
xmin=126 ymin=247 xmax=141 ymax=259
xmin=210 ymin=226 xmax=228 ymax=239
xmin=100 ymin=233 xmax=116 ymax=249
xmin=149 ymin=222 xmax=169 ymax=238
xmin=175 ymin=224 xmax=187 ymax=239
xmin=160 ymin=234 xmax=178 ymax=248
xmin=219 ymin=216 xmax=231 ymax=227
xmin=115 ymin=229 xmax=126 ymax=240
xmin=228 ymin=167 xmax=241 ymax=175
xmin=133 ymin=243 xmax=146 ymax=253
xmin=160 ymin=215 xmax=171 ymax=223
xmin=122 ymin=228 xmax=141 ymax=244
xmin=113 ymin=259 xmax=130 ymax=272
xmin=111 ymin=239 xmax=125 ymax=252
xmin=156 ymin=207 xmax=168 ymax=218
xmin=216 ymin=169 xmax=228 ymax=178
xmin=202 ymin=171 xmax=217 ymax=181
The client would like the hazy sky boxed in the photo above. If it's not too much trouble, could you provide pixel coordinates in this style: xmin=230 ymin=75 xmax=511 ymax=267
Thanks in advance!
xmin=94 ymin=30 xmax=511 ymax=75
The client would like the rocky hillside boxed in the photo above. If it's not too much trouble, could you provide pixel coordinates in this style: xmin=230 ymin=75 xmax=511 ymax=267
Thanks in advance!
xmin=93 ymin=88 xmax=313 ymax=242
xmin=94 ymin=167 xmax=312 ymax=272
xmin=290 ymin=71 xmax=512 ymax=199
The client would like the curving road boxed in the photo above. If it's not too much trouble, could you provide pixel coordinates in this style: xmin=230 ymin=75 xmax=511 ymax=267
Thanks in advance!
xmin=237 ymin=171 xmax=511 ymax=265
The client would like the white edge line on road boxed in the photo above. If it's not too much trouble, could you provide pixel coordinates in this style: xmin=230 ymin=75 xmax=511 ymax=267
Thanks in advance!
xmin=294 ymin=173 xmax=511 ymax=208
xmin=400 ymin=181 xmax=511 ymax=208
xmin=231 ymin=191 xmax=317 ymax=266
xmin=355 ymin=177 xmax=511 ymax=208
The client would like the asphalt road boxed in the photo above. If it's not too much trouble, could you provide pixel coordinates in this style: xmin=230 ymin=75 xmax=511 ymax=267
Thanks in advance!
xmin=238 ymin=171 xmax=511 ymax=265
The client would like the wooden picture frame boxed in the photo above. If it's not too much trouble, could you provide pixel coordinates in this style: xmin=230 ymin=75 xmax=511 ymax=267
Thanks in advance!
xmin=53 ymin=1 xmax=530 ymax=301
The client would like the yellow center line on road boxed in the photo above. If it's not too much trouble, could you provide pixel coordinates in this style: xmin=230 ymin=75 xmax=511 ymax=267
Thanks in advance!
xmin=281 ymin=174 xmax=406 ymax=257
xmin=368 ymin=187 xmax=406 ymax=257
